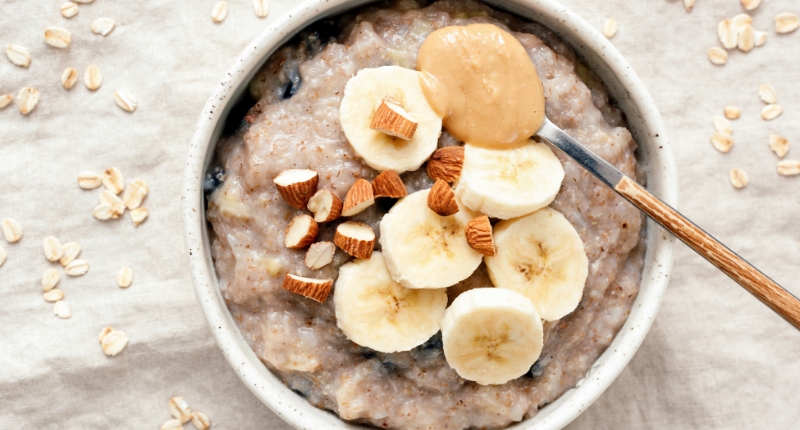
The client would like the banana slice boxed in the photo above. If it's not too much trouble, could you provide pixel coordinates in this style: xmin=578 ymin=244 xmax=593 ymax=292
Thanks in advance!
xmin=380 ymin=189 xmax=482 ymax=289
xmin=339 ymin=66 xmax=442 ymax=173
xmin=485 ymin=207 xmax=588 ymax=321
xmin=441 ymin=288 xmax=543 ymax=385
xmin=334 ymin=252 xmax=447 ymax=353
xmin=455 ymin=141 xmax=564 ymax=220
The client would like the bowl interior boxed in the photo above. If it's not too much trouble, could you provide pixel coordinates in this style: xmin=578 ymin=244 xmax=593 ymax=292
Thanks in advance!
xmin=183 ymin=1 xmax=676 ymax=429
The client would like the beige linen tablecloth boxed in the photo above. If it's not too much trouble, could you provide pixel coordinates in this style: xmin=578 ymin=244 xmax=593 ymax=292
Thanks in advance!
xmin=2 ymin=0 xmax=799 ymax=428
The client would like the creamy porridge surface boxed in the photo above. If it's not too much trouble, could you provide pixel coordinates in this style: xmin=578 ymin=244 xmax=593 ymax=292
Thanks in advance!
xmin=206 ymin=1 xmax=645 ymax=428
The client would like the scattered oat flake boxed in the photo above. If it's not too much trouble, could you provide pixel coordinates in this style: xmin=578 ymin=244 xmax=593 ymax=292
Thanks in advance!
xmin=212 ymin=1 xmax=229 ymax=23
xmin=707 ymin=47 xmax=727 ymax=65
xmin=713 ymin=116 xmax=733 ymax=136
xmin=117 ymin=267 xmax=132 ymax=288
xmin=754 ymin=30 xmax=767 ymax=47
xmin=93 ymin=203 xmax=114 ymax=220
xmin=0 ymin=94 xmax=12 ymax=109
xmin=769 ymin=134 xmax=789 ymax=158
xmin=603 ymin=18 xmax=617 ymax=38
xmin=113 ymin=88 xmax=137 ymax=112
xmin=191 ymin=412 xmax=210 ymax=430
xmin=130 ymin=207 xmax=149 ymax=226
xmin=758 ymin=84 xmax=777 ymax=104
xmin=60 ymin=2 xmax=78 ymax=18
xmin=683 ymin=0 xmax=695 ymax=12
xmin=775 ymin=13 xmax=800 ymax=34
xmin=101 ymin=330 xmax=129 ymax=356
xmin=729 ymin=168 xmax=748 ymax=189
xmin=169 ymin=397 xmax=192 ymax=423
xmin=84 ymin=65 xmax=102 ymax=91
xmin=65 ymin=259 xmax=89 ymax=276
xmin=78 ymin=171 xmax=102 ymax=189
xmin=0 ymin=246 xmax=6 ymax=267
xmin=98 ymin=326 xmax=114 ymax=342
xmin=43 ymin=236 xmax=64 ymax=262
xmin=253 ymin=0 xmax=269 ymax=18
xmin=100 ymin=190 xmax=126 ymax=218
xmin=17 ymin=87 xmax=39 ymax=115
xmin=54 ymin=300 xmax=71 ymax=319
xmin=741 ymin=0 xmax=761 ymax=11
xmin=43 ymin=288 xmax=64 ymax=302
xmin=6 ymin=44 xmax=31 ymax=67
xmin=44 ymin=27 xmax=71 ymax=48
xmin=160 ymin=419 xmax=183 ymax=430
xmin=62 ymin=67 xmax=79 ymax=90
xmin=718 ymin=20 xmax=737 ymax=49
xmin=711 ymin=133 xmax=733 ymax=153
xmin=2 ymin=219 xmax=22 ymax=243
xmin=777 ymin=160 xmax=800 ymax=176
xmin=737 ymin=25 xmax=755 ymax=53
xmin=91 ymin=17 xmax=116 ymax=36
xmin=724 ymin=106 xmax=741 ymax=120
xmin=60 ymin=242 xmax=81 ymax=266
xmin=102 ymin=167 xmax=124 ymax=194
xmin=732 ymin=14 xmax=753 ymax=31
xmin=42 ymin=269 xmax=60 ymax=292
xmin=761 ymin=104 xmax=782 ymax=121
xmin=122 ymin=179 xmax=148 ymax=209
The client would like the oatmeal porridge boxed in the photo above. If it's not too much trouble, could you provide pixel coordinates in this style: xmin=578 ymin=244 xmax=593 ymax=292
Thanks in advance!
xmin=206 ymin=1 xmax=644 ymax=428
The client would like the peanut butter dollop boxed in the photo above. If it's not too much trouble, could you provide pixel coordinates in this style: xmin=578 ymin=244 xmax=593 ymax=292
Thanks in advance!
xmin=417 ymin=23 xmax=546 ymax=148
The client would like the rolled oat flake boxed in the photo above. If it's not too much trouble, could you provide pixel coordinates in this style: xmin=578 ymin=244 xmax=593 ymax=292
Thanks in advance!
xmin=43 ymin=236 xmax=64 ymax=262
xmin=42 ymin=269 xmax=61 ymax=291
xmin=16 ymin=87 xmax=39 ymax=115
xmin=65 ymin=259 xmax=89 ymax=276
xmin=777 ymin=160 xmax=800 ymax=176
xmin=2 ymin=218 xmax=22 ymax=243
xmin=113 ymin=89 xmax=137 ymax=112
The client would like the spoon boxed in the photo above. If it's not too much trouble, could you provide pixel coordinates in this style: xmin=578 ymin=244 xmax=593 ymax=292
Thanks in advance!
xmin=536 ymin=118 xmax=800 ymax=329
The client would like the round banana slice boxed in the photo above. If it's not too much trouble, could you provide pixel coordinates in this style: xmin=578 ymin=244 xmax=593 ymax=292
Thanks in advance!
xmin=485 ymin=207 xmax=588 ymax=321
xmin=441 ymin=288 xmax=543 ymax=385
xmin=334 ymin=252 xmax=447 ymax=353
xmin=380 ymin=189 xmax=483 ymax=289
xmin=339 ymin=66 xmax=442 ymax=173
xmin=455 ymin=141 xmax=564 ymax=219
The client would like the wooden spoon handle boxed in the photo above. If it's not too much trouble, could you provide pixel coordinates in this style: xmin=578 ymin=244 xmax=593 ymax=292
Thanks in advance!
xmin=615 ymin=176 xmax=800 ymax=328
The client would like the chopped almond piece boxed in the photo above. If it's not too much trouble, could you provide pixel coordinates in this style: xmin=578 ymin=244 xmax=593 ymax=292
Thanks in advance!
xmin=282 ymin=274 xmax=333 ymax=302
xmin=305 ymin=241 xmax=335 ymax=270
xmin=274 ymin=169 xmax=318 ymax=209
xmin=307 ymin=189 xmax=342 ymax=222
xmin=284 ymin=214 xmax=319 ymax=249
xmin=371 ymin=170 xmax=407 ymax=198
xmin=427 ymin=146 xmax=464 ymax=182
xmin=466 ymin=216 xmax=495 ymax=256
xmin=427 ymin=180 xmax=459 ymax=216
xmin=342 ymin=179 xmax=374 ymax=216
xmin=334 ymin=222 xmax=375 ymax=259
xmin=369 ymin=99 xmax=418 ymax=140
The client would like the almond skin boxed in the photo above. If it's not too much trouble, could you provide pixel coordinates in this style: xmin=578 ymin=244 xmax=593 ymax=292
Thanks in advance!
xmin=274 ymin=169 xmax=319 ymax=209
xmin=334 ymin=222 xmax=375 ymax=259
xmin=307 ymin=189 xmax=343 ymax=222
xmin=427 ymin=146 xmax=464 ymax=182
xmin=427 ymin=179 xmax=459 ymax=216
xmin=465 ymin=215 xmax=495 ymax=256
xmin=369 ymin=100 xmax=418 ymax=140
xmin=342 ymin=178 xmax=375 ymax=216
xmin=371 ymin=170 xmax=408 ymax=198
xmin=284 ymin=214 xmax=319 ymax=249
xmin=281 ymin=274 xmax=333 ymax=302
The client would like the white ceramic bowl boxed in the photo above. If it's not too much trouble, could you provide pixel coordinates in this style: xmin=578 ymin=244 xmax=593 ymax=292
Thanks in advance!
xmin=182 ymin=1 xmax=677 ymax=428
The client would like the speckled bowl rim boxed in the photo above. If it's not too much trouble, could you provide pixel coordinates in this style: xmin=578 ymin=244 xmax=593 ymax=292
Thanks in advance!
xmin=182 ymin=1 xmax=677 ymax=428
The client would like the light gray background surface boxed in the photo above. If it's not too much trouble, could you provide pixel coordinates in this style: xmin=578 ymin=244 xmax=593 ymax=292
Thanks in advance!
xmin=1 ymin=0 xmax=798 ymax=428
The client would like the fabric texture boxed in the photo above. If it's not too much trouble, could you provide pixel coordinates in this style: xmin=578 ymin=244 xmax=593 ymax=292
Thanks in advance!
xmin=1 ymin=0 xmax=798 ymax=428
